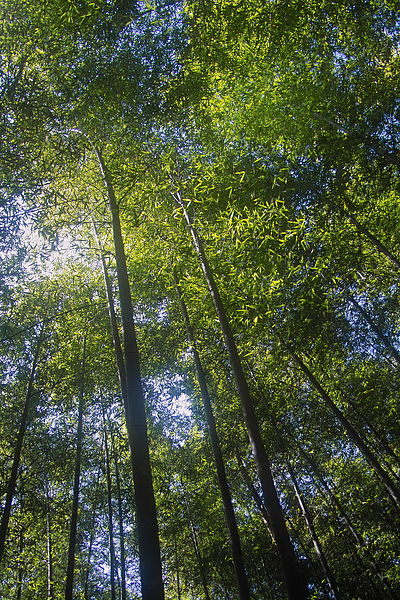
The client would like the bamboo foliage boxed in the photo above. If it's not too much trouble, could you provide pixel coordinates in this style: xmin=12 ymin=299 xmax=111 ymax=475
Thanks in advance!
xmin=0 ymin=1 xmax=400 ymax=599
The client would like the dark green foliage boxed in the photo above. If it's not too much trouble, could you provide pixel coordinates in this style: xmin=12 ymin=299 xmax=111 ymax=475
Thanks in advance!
xmin=1 ymin=0 xmax=400 ymax=598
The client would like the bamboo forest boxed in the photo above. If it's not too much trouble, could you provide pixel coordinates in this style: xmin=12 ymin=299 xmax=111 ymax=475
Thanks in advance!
xmin=1 ymin=0 xmax=400 ymax=598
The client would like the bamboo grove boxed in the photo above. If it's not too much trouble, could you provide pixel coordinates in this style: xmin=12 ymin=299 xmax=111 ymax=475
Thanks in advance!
xmin=1 ymin=0 xmax=400 ymax=598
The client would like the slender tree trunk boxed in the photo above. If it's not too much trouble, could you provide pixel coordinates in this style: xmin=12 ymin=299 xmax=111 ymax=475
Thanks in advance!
xmin=46 ymin=493 xmax=54 ymax=600
xmin=285 ymin=461 xmax=341 ymax=600
xmin=84 ymin=515 xmax=96 ymax=600
xmin=190 ymin=520 xmax=210 ymax=600
xmin=326 ymin=198 xmax=400 ymax=269
xmin=175 ymin=195 xmax=308 ymax=600
xmin=260 ymin=555 xmax=277 ymax=600
xmin=98 ymin=240 xmax=128 ymax=600
xmin=252 ymin=560 xmax=272 ymax=600
xmin=174 ymin=273 xmax=251 ymax=600
xmin=236 ymin=454 xmax=326 ymax=597
xmin=103 ymin=409 xmax=117 ymax=600
xmin=266 ymin=408 xmax=340 ymax=598
xmin=218 ymin=565 xmax=231 ymax=600
xmin=344 ymin=396 xmax=400 ymax=480
xmin=183 ymin=493 xmax=211 ymax=600
xmin=84 ymin=487 xmax=100 ymax=600
xmin=93 ymin=225 xmax=128 ymax=407
xmin=285 ymin=343 xmax=400 ymax=509
xmin=285 ymin=516 xmax=329 ymax=600
xmin=112 ymin=440 xmax=127 ymax=600
xmin=237 ymin=443 xmax=329 ymax=598
xmin=16 ymin=522 xmax=23 ymax=600
xmin=98 ymin=243 xmax=128 ymax=600
xmin=96 ymin=148 xmax=163 ymax=600
xmin=65 ymin=336 xmax=86 ymax=600
xmin=235 ymin=453 xmax=273 ymax=538
xmin=115 ymin=562 xmax=121 ymax=600
xmin=268 ymin=379 xmax=399 ymax=599
xmin=174 ymin=536 xmax=181 ymax=600
xmin=302 ymin=450 xmax=364 ymax=546
xmin=0 ymin=322 xmax=44 ymax=563
xmin=302 ymin=452 xmax=399 ymax=600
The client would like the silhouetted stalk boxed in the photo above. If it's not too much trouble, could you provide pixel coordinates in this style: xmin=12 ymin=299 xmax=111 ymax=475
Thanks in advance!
xmin=326 ymin=198 xmax=400 ymax=269
xmin=113 ymin=442 xmax=127 ymax=600
xmin=174 ymin=194 xmax=308 ymax=600
xmin=46 ymin=492 xmax=54 ymax=600
xmin=344 ymin=397 xmax=400 ymax=482
xmin=84 ymin=509 xmax=96 ymax=600
xmin=235 ymin=452 xmax=273 ymax=538
xmin=260 ymin=556 xmax=278 ymax=600
xmin=174 ymin=536 xmax=181 ymax=600
xmin=265 ymin=408 xmax=340 ymax=598
xmin=93 ymin=224 xmax=128 ymax=407
xmin=96 ymin=148 xmax=163 ymax=600
xmin=182 ymin=492 xmax=211 ymax=600
xmin=84 ymin=467 xmax=102 ymax=600
xmin=103 ymin=407 xmax=116 ymax=600
xmin=174 ymin=273 xmax=251 ymax=600
xmin=285 ymin=461 xmax=341 ymax=600
xmin=16 ymin=520 xmax=23 ymax=600
xmin=0 ymin=322 xmax=44 ymax=563
xmin=65 ymin=336 xmax=86 ymax=600
xmin=285 ymin=515 xmax=329 ymax=599
xmin=301 ymin=451 xmax=398 ymax=600
xmin=285 ymin=343 xmax=400 ymax=509
xmin=96 ymin=238 xmax=128 ymax=600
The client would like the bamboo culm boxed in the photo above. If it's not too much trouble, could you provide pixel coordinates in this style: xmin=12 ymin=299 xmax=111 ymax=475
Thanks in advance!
xmin=65 ymin=335 xmax=86 ymax=600
xmin=96 ymin=148 xmax=163 ymax=600
xmin=174 ymin=273 xmax=251 ymax=600
xmin=0 ymin=322 xmax=45 ymax=563
xmin=175 ymin=194 xmax=309 ymax=600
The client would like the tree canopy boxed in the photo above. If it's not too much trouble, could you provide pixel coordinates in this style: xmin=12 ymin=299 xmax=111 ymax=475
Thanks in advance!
xmin=1 ymin=1 xmax=400 ymax=599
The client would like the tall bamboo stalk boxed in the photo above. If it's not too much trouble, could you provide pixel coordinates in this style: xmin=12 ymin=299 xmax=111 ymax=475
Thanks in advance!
xmin=285 ymin=343 xmax=400 ymax=509
xmin=0 ymin=322 xmax=44 ymax=563
xmin=174 ymin=272 xmax=251 ymax=600
xmin=104 ymin=417 xmax=117 ymax=600
xmin=96 ymin=148 xmax=163 ymax=600
xmin=174 ymin=194 xmax=308 ymax=600
xmin=65 ymin=335 xmax=86 ymax=600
